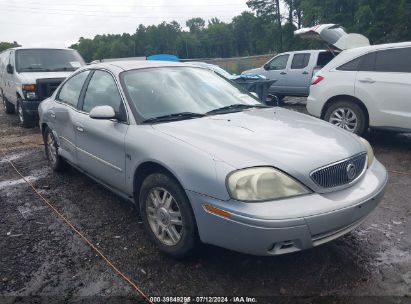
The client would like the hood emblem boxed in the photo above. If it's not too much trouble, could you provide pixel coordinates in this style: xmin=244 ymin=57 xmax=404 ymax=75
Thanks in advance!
xmin=346 ymin=163 xmax=357 ymax=180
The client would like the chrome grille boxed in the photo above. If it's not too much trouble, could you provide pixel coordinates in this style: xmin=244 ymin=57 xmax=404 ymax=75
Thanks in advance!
xmin=310 ymin=153 xmax=367 ymax=188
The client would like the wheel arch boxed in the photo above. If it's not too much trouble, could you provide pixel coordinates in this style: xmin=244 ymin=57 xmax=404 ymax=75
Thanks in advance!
xmin=133 ymin=161 xmax=186 ymax=207
xmin=321 ymin=94 xmax=369 ymax=127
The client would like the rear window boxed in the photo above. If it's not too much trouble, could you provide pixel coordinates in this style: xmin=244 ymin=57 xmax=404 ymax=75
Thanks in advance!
xmin=317 ymin=51 xmax=338 ymax=67
xmin=374 ymin=48 xmax=411 ymax=73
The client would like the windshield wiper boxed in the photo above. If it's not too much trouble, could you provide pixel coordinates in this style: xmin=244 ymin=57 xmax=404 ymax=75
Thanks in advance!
xmin=142 ymin=112 xmax=206 ymax=124
xmin=51 ymin=67 xmax=76 ymax=71
xmin=206 ymin=104 xmax=268 ymax=115
xmin=20 ymin=67 xmax=50 ymax=71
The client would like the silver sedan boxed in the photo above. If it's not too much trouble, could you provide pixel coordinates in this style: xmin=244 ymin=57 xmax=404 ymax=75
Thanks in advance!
xmin=38 ymin=61 xmax=387 ymax=258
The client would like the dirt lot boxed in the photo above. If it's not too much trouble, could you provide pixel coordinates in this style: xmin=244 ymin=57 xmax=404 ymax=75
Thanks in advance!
xmin=1 ymin=99 xmax=410 ymax=304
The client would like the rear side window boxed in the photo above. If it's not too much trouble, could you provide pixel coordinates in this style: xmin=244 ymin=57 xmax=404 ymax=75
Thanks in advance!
xmin=291 ymin=53 xmax=310 ymax=69
xmin=337 ymin=52 xmax=375 ymax=72
xmin=58 ymin=71 xmax=89 ymax=107
xmin=337 ymin=57 xmax=362 ymax=71
xmin=374 ymin=48 xmax=411 ymax=73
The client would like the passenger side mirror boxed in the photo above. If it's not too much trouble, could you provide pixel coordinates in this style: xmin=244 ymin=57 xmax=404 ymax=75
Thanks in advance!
xmin=89 ymin=105 xmax=116 ymax=120
xmin=6 ymin=64 xmax=13 ymax=74
xmin=263 ymin=63 xmax=270 ymax=70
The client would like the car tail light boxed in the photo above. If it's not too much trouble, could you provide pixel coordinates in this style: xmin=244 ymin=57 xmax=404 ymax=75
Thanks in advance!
xmin=311 ymin=75 xmax=324 ymax=85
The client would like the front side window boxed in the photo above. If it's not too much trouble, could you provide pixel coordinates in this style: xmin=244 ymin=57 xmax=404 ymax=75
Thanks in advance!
xmin=15 ymin=49 xmax=85 ymax=72
xmin=374 ymin=48 xmax=411 ymax=73
xmin=58 ymin=71 xmax=90 ymax=107
xmin=268 ymin=54 xmax=289 ymax=70
xmin=82 ymin=70 xmax=125 ymax=121
xmin=121 ymin=67 xmax=260 ymax=121
xmin=291 ymin=53 xmax=310 ymax=69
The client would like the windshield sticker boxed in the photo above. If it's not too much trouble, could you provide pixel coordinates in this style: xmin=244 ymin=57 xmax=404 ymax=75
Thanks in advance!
xmin=69 ymin=61 xmax=82 ymax=68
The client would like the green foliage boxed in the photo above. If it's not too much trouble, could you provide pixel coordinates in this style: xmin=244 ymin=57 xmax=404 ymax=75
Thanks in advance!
xmin=0 ymin=41 xmax=20 ymax=52
xmin=69 ymin=0 xmax=411 ymax=62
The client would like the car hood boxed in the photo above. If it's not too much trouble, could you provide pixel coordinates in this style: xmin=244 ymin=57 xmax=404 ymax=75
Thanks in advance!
xmin=18 ymin=71 xmax=74 ymax=84
xmin=294 ymin=24 xmax=370 ymax=50
xmin=153 ymin=108 xmax=365 ymax=191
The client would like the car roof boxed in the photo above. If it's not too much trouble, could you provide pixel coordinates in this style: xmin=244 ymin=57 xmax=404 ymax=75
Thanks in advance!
xmin=7 ymin=47 xmax=76 ymax=51
xmin=88 ymin=60 xmax=189 ymax=71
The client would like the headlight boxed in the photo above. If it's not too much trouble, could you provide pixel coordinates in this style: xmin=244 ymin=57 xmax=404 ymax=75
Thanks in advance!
xmin=22 ymin=84 xmax=36 ymax=99
xmin=227 ymin=167 xmax=311 ymax=202
xmin=360 ymin=138 xmax=374 ymax=168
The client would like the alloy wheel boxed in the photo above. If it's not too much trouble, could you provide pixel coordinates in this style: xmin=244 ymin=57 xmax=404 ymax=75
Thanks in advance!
xmin=146 ymin=187 xmax=183 ymax=246
xmin=329 ymin=107 xmax=358 ymax=132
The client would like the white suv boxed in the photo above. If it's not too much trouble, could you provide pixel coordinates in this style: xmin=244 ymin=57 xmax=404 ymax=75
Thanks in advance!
xmin=296 ymin=25 xmax=411 ymax=135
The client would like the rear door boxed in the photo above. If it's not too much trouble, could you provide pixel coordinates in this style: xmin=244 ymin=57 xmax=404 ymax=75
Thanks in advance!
xmin=355 ymin=47 xmax=411 ymax=129
xmin=286 ymin=52 xmax=312 ymax=95
xmin=52 ymin=70 xmax=90 ymax=164
xmin=262 ymin=53 xmax=290 ymax=94
xmin=75 ymin=70 xmax=128 ymax=191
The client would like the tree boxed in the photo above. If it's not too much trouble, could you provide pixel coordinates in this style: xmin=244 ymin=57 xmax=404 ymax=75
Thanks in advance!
xmin=0 ymin=41 xmax=20 ymax=52
xmin=247 ymin=0 xmax=283 ymax=51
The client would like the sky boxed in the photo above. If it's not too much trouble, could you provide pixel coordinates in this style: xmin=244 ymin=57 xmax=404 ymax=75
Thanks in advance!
xmin=0 ymin=0 xmax=250 ymax=48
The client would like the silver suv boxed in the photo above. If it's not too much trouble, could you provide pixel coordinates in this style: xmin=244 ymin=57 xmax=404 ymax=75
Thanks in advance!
xmin=0 ymin=47 xmax=85 ymax=127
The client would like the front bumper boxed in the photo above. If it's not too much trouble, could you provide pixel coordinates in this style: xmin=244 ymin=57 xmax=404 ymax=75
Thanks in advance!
xmin=21 ymin=98 xmax=42 ymax=116
xmin=187 ymin=159 xmax=387 ymax=256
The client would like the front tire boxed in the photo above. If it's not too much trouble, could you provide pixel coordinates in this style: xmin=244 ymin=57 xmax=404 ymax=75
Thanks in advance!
xmin=324 ymin=100 xmax=367 ymax=135
xmin=139 ymin=173 xmax=198 ymax=258
xmin=17 ymin=98 xmax=35 ymax=128
xmin=43 ymin=127 xmax=67 ymax=172
xmin=2 ymin=92 xmax=15 ymax=114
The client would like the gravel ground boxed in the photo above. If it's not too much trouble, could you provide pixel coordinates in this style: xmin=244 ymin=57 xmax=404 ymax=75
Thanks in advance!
xmin=0 ymin=99 xmax=410 ymax=304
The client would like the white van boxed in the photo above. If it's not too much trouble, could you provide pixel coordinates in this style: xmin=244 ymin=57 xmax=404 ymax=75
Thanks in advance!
xmin=0 ymin=47 xmax=85 ymax=127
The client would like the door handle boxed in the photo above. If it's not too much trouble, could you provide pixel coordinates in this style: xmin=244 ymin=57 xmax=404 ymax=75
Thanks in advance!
xmin=359 ymin=78 xmax=375 ymax=84
xmin=280 ymin=72 xmax=287 ymax=75
xmin=76 ymin=126 xmax=84 ymax=132
xmin=302 ymin=71 xmax=309 ymax=75
xmin=50 ymin=111 xmax=56 ymax=118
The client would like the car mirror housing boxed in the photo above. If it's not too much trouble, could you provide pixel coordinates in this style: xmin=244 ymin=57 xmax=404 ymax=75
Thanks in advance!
xmin=6 ymin=64 xmax=14 ymax=74
xmin=89 ymin=105 xmax=116 ymax=120
xmin=263 ymin=63 xmax=270 ymax=70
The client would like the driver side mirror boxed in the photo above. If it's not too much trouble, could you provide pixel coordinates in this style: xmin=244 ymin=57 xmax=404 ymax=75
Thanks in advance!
xmin=6 ymin=64 xmax=14 ymax=74
xmin=89 ymin=105 xmax=116 ymax=120
xmin=263 ymin=63 xmax=270 ymax=70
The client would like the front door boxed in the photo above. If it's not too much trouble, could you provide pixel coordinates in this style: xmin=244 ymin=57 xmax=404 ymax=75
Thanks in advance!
xmin=75 ymin=70 xmax=128 ymax=191
xmin=263 ymin=54 xmax=290 ymax=94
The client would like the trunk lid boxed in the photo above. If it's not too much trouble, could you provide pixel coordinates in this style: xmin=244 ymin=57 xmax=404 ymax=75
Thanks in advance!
xmin=294 ymin=24 xmax=370 ymax=50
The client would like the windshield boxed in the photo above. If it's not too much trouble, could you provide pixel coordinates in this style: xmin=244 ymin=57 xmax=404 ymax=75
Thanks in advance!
xmin=121 ymin=67 xmax=261 ymax=121
xmin=16 ymin=49 xmax=85 ymax=72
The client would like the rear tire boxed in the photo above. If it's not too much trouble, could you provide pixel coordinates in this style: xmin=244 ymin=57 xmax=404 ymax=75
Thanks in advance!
xmin=2 ymin=92 xmax=15 ymax=114
xmin=139 ymin=173 xmax=198 ymax=259
xmin=324 ymin=100 xmax=367 ymax=135
xmin=17 ymin=98 xmax=36 ymax=128
xmin=43 ymin=126 xmax=67 ymax=172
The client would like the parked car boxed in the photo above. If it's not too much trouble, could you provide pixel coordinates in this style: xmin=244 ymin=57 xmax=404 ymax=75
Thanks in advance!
xmin=297 ymin=24 xmax=411 ymax=134
xmin=39 ymin=61 xmax=387 ymax=258
xmin=0 ymin=47 xmax=85 ymax=127
xmin=241 ymin=49 xmax=338 ymax=101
